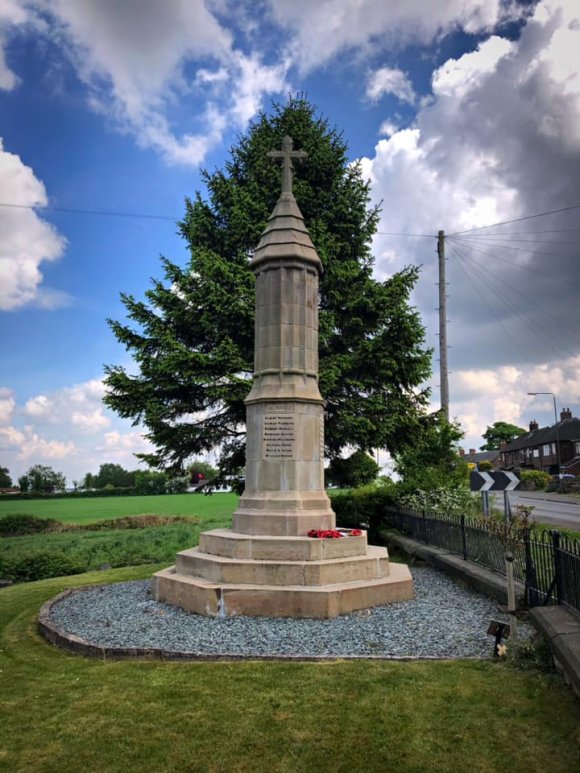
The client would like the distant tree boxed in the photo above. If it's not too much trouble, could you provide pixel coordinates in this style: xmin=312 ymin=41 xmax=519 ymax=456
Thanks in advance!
xmin=327 ymin=450 xmax=379 ymax=488
xmin=0 ymin=467 xmax=12 ymax=488
xmin=134 ymin=470 xmax=167 ymax=495
xmin=18 ymin=475 xmax=29 ymax=493
xmin=104 ymin=97 xmax=431 ymax=481
xmin=394 ymin=414 xmax=467 ymax=489
xmin=93 ymin=463 xmax=135 ymax=489
xmin=480 ymin=422 xmax=526 ymax=451
xmin=188 ymin=460 xmax=218 ymax=485
xmin=82 ymin=472 xmax=94 ymax=490
xmin=19 ymin=465 xmax=66 ymax=494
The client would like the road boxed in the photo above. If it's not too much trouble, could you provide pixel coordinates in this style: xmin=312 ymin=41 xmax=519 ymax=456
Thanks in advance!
xmin=492 ymin=491 xmax=580 ymax=531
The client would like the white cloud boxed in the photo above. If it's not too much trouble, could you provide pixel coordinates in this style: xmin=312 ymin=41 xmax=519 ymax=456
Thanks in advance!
xmin=0 ymin=0 xmax=27 ymax=90
xmin=99 ymin=430 xmax=151 ymax=453
xmin=230 ymin=51 xmax=288 ymax=127
xmin=366 ymin=67 xmax=415 ymax=104
xmin=268 ymin=0 xmax=525 ymax=72
xmin=431 ymin=35 xmax=513 ymax=98
xmin=23 ymin=394 xmax=53 ymax=419
xmin=0 ymin=377 xmax=154 ymax=481
xmin=0 ymin=424 xmax=75 ymax=461
xmin=450 ymin=355 xmax=580 ymax=451
xmin=71 ymin=409 xmax=110 ymax=432
xmin=378 ymin=120 xmax=399 ymax=137
xmin=362 ymin=0 xmax=579 ymax=318
xmin=0 ymin=388 xmax=15 ymax=424
xmin=23 ymin=379 xmax=109 ymax=432
xmin=0 ymin=139 xmax=67 ymax=310
xmin=26 ymin=0 xmax=289 ymax=166
xmin=358 ymin=0 xmax=580 ymax=445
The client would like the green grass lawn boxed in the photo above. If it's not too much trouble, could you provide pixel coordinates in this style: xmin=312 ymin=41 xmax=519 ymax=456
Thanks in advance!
xmin=0 ymin=567 xmax=579 ymax=772
xmin=0 ymin=492 xmax=239 ymax=525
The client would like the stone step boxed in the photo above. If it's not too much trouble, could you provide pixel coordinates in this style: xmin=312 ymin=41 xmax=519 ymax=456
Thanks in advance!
xmin=175 ymin=545 xmax=389 ymax=587
xmin=152 ymin=562 xmax=414 ymax=619
xmin=199 ymin=528 xmax=367 ymax=561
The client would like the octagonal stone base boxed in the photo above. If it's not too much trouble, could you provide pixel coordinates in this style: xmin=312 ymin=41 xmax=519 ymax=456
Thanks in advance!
xmin=152 ymin=529 xmax=414 ymax=619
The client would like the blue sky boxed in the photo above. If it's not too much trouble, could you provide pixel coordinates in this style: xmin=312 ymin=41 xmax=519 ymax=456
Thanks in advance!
xmin=1 ymin=0 xmax=579 ymax=484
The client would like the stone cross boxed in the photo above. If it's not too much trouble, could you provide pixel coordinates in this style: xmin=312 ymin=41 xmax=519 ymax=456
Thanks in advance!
xmin=267 ymin=135 xmax=307 ymax=195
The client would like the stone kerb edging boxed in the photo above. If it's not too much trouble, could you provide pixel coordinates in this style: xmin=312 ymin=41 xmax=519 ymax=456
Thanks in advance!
xmin=38 ymin=584 xmax=470 ymax=663
xmin=382 ymin=531 xmax=526 ymax=608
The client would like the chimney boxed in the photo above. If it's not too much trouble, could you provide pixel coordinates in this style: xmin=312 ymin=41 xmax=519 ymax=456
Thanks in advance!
xmin=560 ymin=407 xmax=572 ymax=421
xmin=529 ymin=420 xmax=539 ymax=431
xmin=458 ymin=448 xmax=465 ymax=457
xmin=469 ymin=448 xmax=476 ymax=456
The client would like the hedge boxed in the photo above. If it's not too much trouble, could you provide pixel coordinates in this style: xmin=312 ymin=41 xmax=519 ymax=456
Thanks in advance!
xmin=332 ymin=485 xmax=396 ymax=538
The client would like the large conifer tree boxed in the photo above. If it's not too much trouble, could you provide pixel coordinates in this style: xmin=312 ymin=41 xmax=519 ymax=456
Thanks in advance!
xmin=104 ymin=98 xmax=432 ymax=477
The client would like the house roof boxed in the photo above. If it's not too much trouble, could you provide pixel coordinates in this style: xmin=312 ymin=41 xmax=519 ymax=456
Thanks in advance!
xmin=464 ymin=450 xmax=499 ymax=463
xmin=502 ymin=417 xmax=580 ymax=452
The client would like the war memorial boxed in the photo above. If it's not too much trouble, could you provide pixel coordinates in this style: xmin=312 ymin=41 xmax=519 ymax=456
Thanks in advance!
xmin=153 ymin=137 xmax=413 ymax=617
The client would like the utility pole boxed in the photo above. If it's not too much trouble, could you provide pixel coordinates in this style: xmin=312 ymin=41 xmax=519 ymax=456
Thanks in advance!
xmin=437 ymin=230 xmax=449 ymax=421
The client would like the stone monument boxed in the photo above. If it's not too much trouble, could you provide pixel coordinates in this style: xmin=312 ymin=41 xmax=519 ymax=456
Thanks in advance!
xmin=152 ymin=136 xmax=413 ymax=617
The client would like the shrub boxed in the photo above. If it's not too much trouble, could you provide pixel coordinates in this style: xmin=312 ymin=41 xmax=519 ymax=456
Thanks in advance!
xmin=393 ymin=486 xmax=481 ymax=517
xmin=520 ymin=470 xmax=551 ymax=491
xmin=81 ymin=515 xmax=196 ymax=531
xmin=0 ymin=551 xmax=86 ymax=582
xmin=332 ymin=485 xmax=396 ymax=539
xmin=478 ymin=460 xmax=494 ymax=471
xmin=0 ymin=513 xmax=63 ymax=537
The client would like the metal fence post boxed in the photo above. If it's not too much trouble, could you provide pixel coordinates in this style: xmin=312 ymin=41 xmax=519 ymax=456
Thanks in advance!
xmin=523 ymin=527 xmax=536 ymax=607
xmin=460 ymin=514 xmax=467 ymax=560
xmin=552 ymin=530 xmax=563 ymax=604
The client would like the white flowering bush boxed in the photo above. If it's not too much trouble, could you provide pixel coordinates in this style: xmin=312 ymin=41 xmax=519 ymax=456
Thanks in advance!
xmin=395 ymin=486 xmax=480 ymax=517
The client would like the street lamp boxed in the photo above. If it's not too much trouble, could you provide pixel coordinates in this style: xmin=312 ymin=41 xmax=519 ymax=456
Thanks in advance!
xmin=527 ymin=391 xmax=561 ymax=479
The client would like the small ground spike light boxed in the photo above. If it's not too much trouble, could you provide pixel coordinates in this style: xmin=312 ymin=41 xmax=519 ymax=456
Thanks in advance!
xmin=488 ymin=619 xmax=511 ymax=658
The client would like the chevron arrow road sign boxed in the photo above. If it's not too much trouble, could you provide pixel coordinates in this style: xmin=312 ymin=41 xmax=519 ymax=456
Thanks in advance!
xmin=470 ymin=471 xmax=520 ymax=492
xmin=470 ymin=471 xmax=494 ymax=491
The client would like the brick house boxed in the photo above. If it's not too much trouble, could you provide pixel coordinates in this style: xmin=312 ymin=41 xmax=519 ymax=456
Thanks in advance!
xmin=500 ymin=409 xmax=580 ymax=475
xmin=458 ymin=448 xmax=502 ymax=470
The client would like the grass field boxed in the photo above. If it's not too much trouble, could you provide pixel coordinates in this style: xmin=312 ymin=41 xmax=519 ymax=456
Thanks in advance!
xmin=0 ymin=566 xmax=579 ymax=772
xmin=0 ymin=495 xmax=237 ymax=582
xmin=0 ymin=492 xmax=239 ymax=525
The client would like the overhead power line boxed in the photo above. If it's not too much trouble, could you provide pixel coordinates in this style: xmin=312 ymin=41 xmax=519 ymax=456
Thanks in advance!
xmin=446 ymin=203 xmax=580 ymax=236
xmin=0 ymin=201 xmax=179 ymax=222
xmin=375 ymin=230 xmax=434 ymax=237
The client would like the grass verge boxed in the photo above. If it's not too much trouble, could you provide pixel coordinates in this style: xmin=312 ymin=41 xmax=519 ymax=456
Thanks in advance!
xmin=0 ymin=492 xmax=239 ymax=525
xmin=0 ymin=567 xmax=579 ymax=772
xmin=1 ymin=510 xmax=234 ymax=583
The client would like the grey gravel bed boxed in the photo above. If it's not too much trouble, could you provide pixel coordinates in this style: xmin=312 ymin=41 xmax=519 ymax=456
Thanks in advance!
xmin=47 ymin=566 xmax=533 ymax=659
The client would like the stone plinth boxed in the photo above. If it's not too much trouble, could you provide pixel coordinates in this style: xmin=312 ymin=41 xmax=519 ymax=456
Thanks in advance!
xmin=153 ymin=555 xmax=413 ymax=619
xmin=152 ymin=136 xmax=413 ymax=618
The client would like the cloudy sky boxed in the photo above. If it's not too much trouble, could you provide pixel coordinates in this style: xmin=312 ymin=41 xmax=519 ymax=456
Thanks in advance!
xmin=1 ymin=0 xmax=579 ymax=484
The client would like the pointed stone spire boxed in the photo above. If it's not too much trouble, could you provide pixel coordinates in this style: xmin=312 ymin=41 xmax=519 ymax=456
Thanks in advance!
xmin=252 ymin=137 xmax=321 ymax=273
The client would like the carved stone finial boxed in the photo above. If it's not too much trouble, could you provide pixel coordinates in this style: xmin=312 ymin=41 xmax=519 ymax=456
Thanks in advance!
xmin=267 ymin=135 xmax=307 ymax=195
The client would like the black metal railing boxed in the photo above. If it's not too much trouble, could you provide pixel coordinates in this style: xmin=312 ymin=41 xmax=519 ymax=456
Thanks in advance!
xmin=383 ymin=506 xmax=580 ymax=614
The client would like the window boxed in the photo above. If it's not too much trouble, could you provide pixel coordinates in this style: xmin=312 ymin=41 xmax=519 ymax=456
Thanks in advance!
xmin=552 ymin=443 xmax=556 ymax=454
xmin=575 ymin=441 xmax=580 ymax=455
xmin=533 ymin=449 xmax=539 ymax=457
xmin=543 ymin=444 xmax=551 ymax=455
